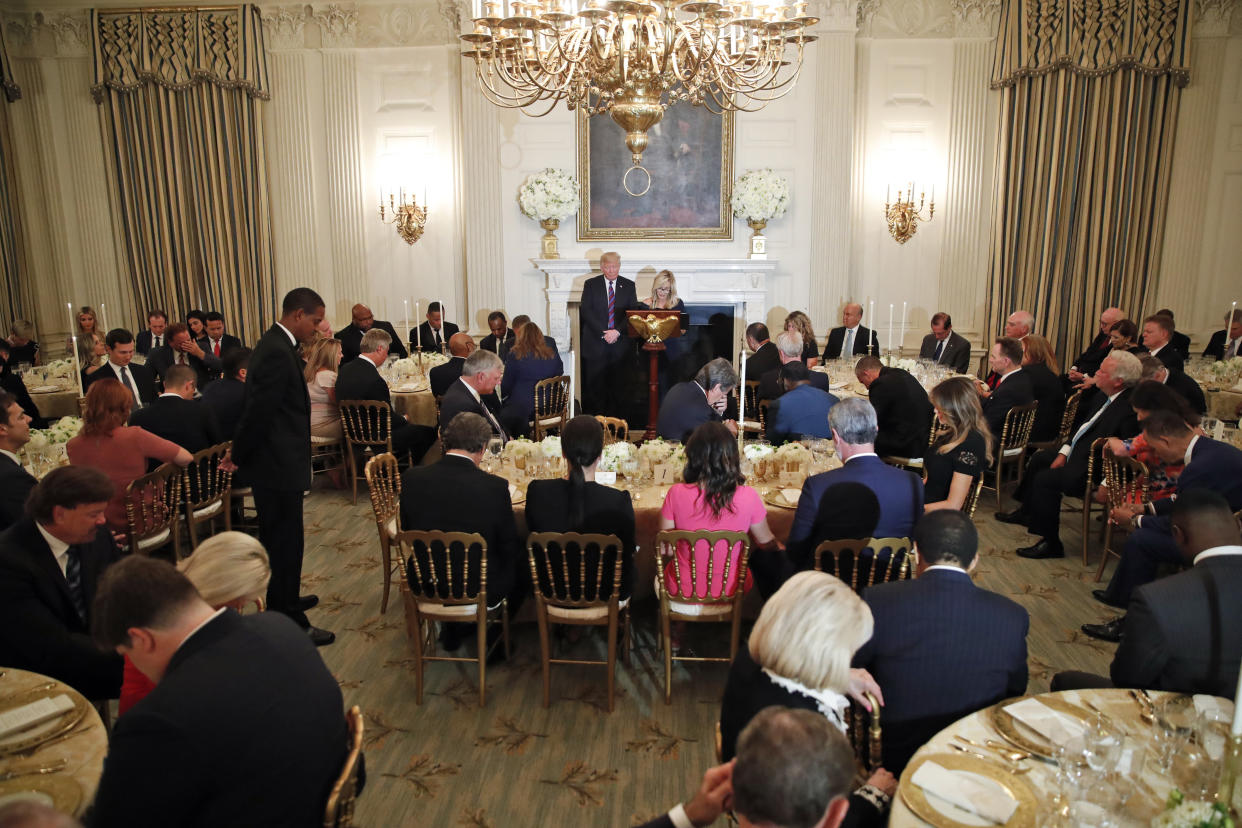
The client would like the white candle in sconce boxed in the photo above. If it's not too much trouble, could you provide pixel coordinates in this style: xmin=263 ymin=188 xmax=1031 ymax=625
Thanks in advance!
xmin=404 ymin=300 xmax=410 ymax=348
xmin=1232 ymin=663 xmax=1242 ymax=735
xmin=66 ymin=303 xmax=75 ymax=339
xmin=887 ymin=304 xmax=894 ymax=354
xmin=868 ymin=299 xmax=875 ymax=354
xmin=738 ymin=348 xmax=747 ymax=440
xmin=415 ymin=301 xmax=421 ymax=350
xmin=900 ymin=301 xmax=907 ymax=355
xmin=567 ymin=350 xmax=575 ymax=418
xmin=71 ymin=335 xmax=83 ymax=396
xmin=100 ymin=303 xmax=108 ymax=333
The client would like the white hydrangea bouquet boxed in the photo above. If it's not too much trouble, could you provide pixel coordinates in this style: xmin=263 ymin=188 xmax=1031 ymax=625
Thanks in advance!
xmin=599 ymin=441 xmax=636 ymax=472
xmin=1150 ymin=792 xmax=1232 ymax=828
xmin=503 ymin=437 xmax=537 ymax=464
xmin=539 ymin=435 xmax=562 ymax=459
xmin=732 ymin=169 xmax=790 ymax=222
xmin=1206 ymin=355 xmax=1242 ymax=388
xmin=417 ymin=352 xmax=450 ymax=369
xmin=518 ymin=168 xmax=580 ymax=260
xmin=743 ymin=442 xmax=775 ymax=462
xmin=42 ymin=416 xmax=82 ymax=445
xmin=637 ymin=437 xmax=678 ymax=466
xmin=774 ymin=442 xmax=811 ymax=464
xmin=881 ymin=355 xmax=919 ymax=373
xmin=44 ymin=359 xmax=76 ymax=381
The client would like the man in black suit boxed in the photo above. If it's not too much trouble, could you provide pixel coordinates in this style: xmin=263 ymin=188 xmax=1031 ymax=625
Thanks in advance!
xmin=134 ymin=309 xmax=167 ymax=356
xmin=1085 ymin=412 xmax=1242 ymax=639
xmin=821 ymin=302 xmax=878 ymax=361
xmin=335 ymin=303 xmax=408 ymax=363
xmin=638 ymin=707 xmax=856 ymax=828
xmin=1140 ymin=314 xmax=1184 ymax=374
xmin=1139 ymin=355 xmax=1206 ymax=414
xmin=743 ymin=322 xmax=780 ymax=382
xmin=854 ymin=355 xmax=933 ymax=459
xmin=1067 ymin=307 xmax=1125 ymax=383
xmin=579 ymin=251 xmax=637 ymax=415
xmin=854 ymin=511 xmax=1029 ymax=772
xmin=128 ymin=365 xmax=223 ymax=468
xmin=430 ymin=332 xmax=476 ymax=398
xmin=90 ymin=556 xmax=347 ymax=828
xmin=918 ymin=312 xmax=972 ymax=374
xmin=998 ymin=351 xmax=1143 ymax=559
xmin=335 ymin=329 xmax=435 ymax=465
xmin=196 ymin=312 xmax=242 ymax=381
xmin=1157 ymin=308 xmax=1192 ymax=359
xmin=656 ymin=358 xmax=738 ymax=443
xmin=232 ymin=288 xmax=334 ymax=646
xmin=0 ymin=467 xmax=122 ymax=699
xmin=1051 ymin=491 xmax=1242 ymax=694
xmin=757 ymin=331 xmax=830 ymax=402
xmin=439 ymin=349 xmax=509 ymax=438
xmin=411 ymin=300 xmax=459 ymax=354
xmin=480 ymin=310 xmax=515 ymax=360
xmin=147 ymin=322 xmax=222 ymax=390
xmin=85 ymin=329 xmax=158 ymax=411
xmin=0 ymin=391 xmax=35 ymax=531
xmin=400 ymin=412 xmax=524 ymax=653
xmin=979 ymin=337 xmax=1035 ymax=443
xmin=200 ymin=346 xmax=250 ymax=441
xmin=1203 ymin=309 xmax=1242 ymax=361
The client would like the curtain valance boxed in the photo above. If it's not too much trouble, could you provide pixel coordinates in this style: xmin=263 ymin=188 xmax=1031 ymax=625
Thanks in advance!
xmin=90 ymin=5 xmax=269 ymax=104
xmin=0 ymin=23 xmax=21 ymax=102
xmin=991 ymin=0 xmax=1192 ymax=89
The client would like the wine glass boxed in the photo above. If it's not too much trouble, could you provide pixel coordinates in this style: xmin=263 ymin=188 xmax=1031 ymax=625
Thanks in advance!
xmin=1151 ymin=696 xmax=1193 ymax=774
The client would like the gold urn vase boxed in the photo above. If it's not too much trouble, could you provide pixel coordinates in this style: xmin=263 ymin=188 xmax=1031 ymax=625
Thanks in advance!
xmin=747 ymin=218 xmax=768 ymax=259
xmin=539 ymin=218 xmax=560 ymax=259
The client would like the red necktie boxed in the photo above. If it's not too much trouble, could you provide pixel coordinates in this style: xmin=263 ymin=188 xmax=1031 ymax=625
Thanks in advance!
xmin=213 ymin=340 xmax=220 ymax=357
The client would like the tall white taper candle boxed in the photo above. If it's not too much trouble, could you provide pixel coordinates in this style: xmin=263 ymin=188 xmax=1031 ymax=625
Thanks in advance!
xmin=71 ymin=335 xmax=83 ymax=397
xmin=888 ymin=304 xmax=894 ymax=353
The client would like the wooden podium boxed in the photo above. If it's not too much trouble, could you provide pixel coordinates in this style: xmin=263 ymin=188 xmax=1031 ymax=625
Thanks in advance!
xmin=626 ymin=309 xmax=686 ymax=441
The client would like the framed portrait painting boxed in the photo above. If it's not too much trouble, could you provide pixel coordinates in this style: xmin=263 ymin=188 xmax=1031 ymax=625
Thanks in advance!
xmin=577 ymin=102 xmax=734 ymax=241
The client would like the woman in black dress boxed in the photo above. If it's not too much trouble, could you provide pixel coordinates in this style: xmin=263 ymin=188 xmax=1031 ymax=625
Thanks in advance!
xmin=924 ymin=377 xmax=992 ymax=511
xmin=783 ymin=310 xmax=820 ymax=367
xmin=637 ymin=270 xmax=688 ymax=389
xmin=1021 ymin=334 xmax=1066 ymax=442
xmin=525 ymin=415 xmax=636 ymax=599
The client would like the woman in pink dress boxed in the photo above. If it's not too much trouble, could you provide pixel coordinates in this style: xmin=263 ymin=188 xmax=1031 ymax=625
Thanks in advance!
xmin=659 ymin=421 xmax=782 ymax=599
xmin=66 ymin=378 xmax=192 ymax=532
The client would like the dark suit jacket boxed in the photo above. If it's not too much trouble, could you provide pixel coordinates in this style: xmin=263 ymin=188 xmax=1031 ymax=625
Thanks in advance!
xmin=868 ymin=367 xmax=933 ymax=459
xmin=85 ymin=361 xmax=158 ymax=407
xmin=1112 ymin=554 xmax=1242 ymax=696
xmin=1204 ymin=329 xmax=1241 ymax=361
xmin=335 ymin=357 xmax=410 ymax=429
xmin=147 ymin=344 xmax=222 ymax=389
xmin=1 ymin=371 xmax=45 ymax=428
xmin=982 ymin=369 xmax=1035 ymax=443
xmin=757 ymin=365 xmax=829 ymax=402
xmin=768 ymin=385 xmax=838 ymax=444
xmin=579 ymin=275 xmax=638 ymax=360
xmin=128 ymin=395 xmax=222 ymax=457
xmin=233 ymin=325 xmax=311 ymax=492
xmin=500 ymin=351 xmax=564 ymax=422
xmin=1165 ymin=370 xmax=1207 ymax=415
xmin=439 ymin=379 xmax=503 ymax=436
xmin=429 ymin=357 xmax=465 ymax=398
xmin=1171 ymin=330 xmax=1191 ymax=360
xmin=412 ymin=321 xmax=460 ymax=353
xmin=1148 ymin=344 xmax=1184 ymax=375
xmin=1143 ymin=437 xmax=1242 ymax=534
xmin=0 ymin=453 xmax=36 ymax=531
xmin=854 ymin=569 xmax=1029 ymax=772
xmin=656 ymin=381 xmax=719 ymax=443
xmin=1061 ymin=388 xmax=1140 ymax=484
xmin=525 ymin=478 xmax=636 ymax=599
xmin=135 ymin=329 xmax=165 ymax=356
xmin=335 ymin=321 xmax=408 ymax=363
xmin=200 ymin=377 xmax=246 ymax=440
xmin=196 ymin=334 xmax=242 ymax=360
xmin=91 ymin=610 xmax=347 ymax=828
xmin=918 ymin=331 xmax=972 ymax=373
xmin=789 ymin=455 xmax=923 ymax=546
xmin=0 ymin=519 xmax=122 ymax=699
xmin=822 ymin=325 xmax=878 ymax=361
xmin=480 ymin=329 xmax=516 ymax=361
xmin=1024 ymin=362 xmax=1065 ymax=442
xmin=744 ymin=342 xmax=781 ymax=382
xmin=400 ymin=454 xmax=522 ymax=598
xmin=1071 ymin=331 xmax=1112 ymax=376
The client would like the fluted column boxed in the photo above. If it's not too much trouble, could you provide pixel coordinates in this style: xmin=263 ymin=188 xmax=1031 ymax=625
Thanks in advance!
xmin=936 ymin=39 xmax=993 ymax=338
xmin=266 ymin=51 xmax=321 ymax=299
xmin=808 ymin=0 xmax=858 ymax=325
xmin=322 ymin=51 xmax=368 ymax=303
xmin=458 ymin=79 xmax=505 ymax=329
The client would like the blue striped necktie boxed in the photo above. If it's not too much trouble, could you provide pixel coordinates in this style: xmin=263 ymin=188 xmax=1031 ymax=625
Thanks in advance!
xmin=606 ymin=280 xmax=615 ymax=329
xmin=64 ymin=547 xmax=87 ymax=623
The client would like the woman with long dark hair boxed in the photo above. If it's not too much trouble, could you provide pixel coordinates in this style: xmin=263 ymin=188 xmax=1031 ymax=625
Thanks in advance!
xmin=924 ymin=377 xmax=993 ymax=511
xmin=499 ymin=321 xmax=564 ymax=438
xmin=186 ymin=310 xmax=207 ymax=342
xmin=525 ymin=415 xmax=636 ymax=598
xmin=659 ymin=421 xmax=780 ymax=598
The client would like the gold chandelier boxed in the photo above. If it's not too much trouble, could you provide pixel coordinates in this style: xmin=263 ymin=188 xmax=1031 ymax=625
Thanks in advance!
xmin=460 ymin=0 xmax=818 ymax=196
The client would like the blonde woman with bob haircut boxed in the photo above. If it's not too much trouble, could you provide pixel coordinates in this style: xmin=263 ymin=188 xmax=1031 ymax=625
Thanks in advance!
xmin=118 ymin=532 xmax=272 ymax=715
xmin=719 ymin=571 xmax=896 ymax=821
xmin=924 ymin=377 xmax=992 ymax=512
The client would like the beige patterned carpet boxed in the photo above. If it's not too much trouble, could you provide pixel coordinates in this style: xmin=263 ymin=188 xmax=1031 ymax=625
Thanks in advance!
xmin=298 ymin=476 xmax=1118 ymax=827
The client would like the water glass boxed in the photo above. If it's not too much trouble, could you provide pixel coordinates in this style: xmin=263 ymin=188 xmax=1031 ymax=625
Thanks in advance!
xmin=1083 ymin=711 xmax=1122 ymax=773
xmin=1151 ymin=697 xmax=1193 ymax=774
xmin=1111 ymin=737 xmax=1148 ymax=806
xmin=1055 ymin=736 xmax=1090 ymax=793
xmin=1066 ymin=777 xmax=1122 ymax=828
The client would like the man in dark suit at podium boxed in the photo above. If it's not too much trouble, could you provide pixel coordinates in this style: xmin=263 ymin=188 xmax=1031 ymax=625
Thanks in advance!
xmin=917 ymin=312 xmax=972 ymax=374
xmin=411 ymin=301 xmax=459 ymax=354
xmin=579 ymin=252 xmax=637 ymax=415
xmin=335 ymin=303 xmax=407 ymax=363
xmin=821 ymin=303 xmax=878 ymax=361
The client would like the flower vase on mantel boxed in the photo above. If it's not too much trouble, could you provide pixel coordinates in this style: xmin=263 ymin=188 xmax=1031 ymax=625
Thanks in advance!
xmin=517 ymin=167 xmax=580 ymax=261
xmin=540 ymin=219 xmax=560 ymax=259
xmin=732 ymin=168 xmax=790 ymax=261
xmin=747 ymin=219 xmax=767 ymax=259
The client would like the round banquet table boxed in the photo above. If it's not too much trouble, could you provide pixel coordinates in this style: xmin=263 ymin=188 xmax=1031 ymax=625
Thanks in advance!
xmin=387 ymin=380 xmax=437 ymax=428
xmin=1206 ymin=388 xmax=1242 ymax=421
xmin=0 ymin=668 xmax=107 ymax=817
xmin=28 ymin=389 xmax=79 ymax=420
xmin=890 ymin=688 xmax=1229 ymax=828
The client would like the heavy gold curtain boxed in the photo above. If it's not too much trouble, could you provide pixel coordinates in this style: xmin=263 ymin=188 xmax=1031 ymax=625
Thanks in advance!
xmin=0 ymin=27 xmax=27 ymax=327
xmin=987 ymin=0 xmax=1191 ymax=361
xmin=91 ymin=5 xmax=274 ymax=343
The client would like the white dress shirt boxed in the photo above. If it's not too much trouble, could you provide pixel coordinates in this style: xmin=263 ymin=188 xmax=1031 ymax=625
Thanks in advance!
xmin=275 ymin=322 xmax=297 ymax=347
xmin=1194 ymin=544 xmax=1242 ymax=565
xmin=1059 ymin=389 xmax=1123 ymax=457
xmin=107 ymin=360 xmax=144 ymax=406
xmin=35 ymin=522 xmax=71 ymax=578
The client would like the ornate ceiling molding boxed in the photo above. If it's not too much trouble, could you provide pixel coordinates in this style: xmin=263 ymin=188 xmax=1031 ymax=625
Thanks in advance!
xmin=1193 ymin=0 xmax=1237 ymax=35
xmin=3 ymin=10 xmax=91 ymax=58
xmin=260 ymin=1 xmax=457 ymax=49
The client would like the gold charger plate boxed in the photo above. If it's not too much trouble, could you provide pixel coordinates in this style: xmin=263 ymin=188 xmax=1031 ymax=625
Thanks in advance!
xmin=761 ymin=489 xmax=800 ymax=509
xmin=0 ymin=775 xmax=82 ymax=815
xmin=899 ymin=753 xmax=1036 ymax=828
xmin=0 ymin=687 xmax=89 ymax=757
xmin=989 ymin=695 xmax=1092 ymax=760
xmin=510 ymin=487 xmax=526 ymax=505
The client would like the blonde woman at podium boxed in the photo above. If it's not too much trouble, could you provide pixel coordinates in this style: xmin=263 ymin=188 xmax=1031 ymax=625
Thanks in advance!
xmin=639 ymin=270 xmax=688 ymax=392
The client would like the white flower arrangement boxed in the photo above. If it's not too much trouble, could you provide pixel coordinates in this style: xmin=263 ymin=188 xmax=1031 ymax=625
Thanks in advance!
xmin=44 ymin=359 xmax=75 ymax=380
xmin=1150 ymin=794 xmax=1231 ymax=828
xmin=502 ymin=437 xmax=536 ymax=461
xmin=732 ymin=169 xmax=790 ymax=222
xmin=638 ymin=438 xmax=678 ymax=465
xmin=1206 ymin=356 xmax=1242 ymax=383
xmin=43 ymin=416 xmax=82 ymax=445
xmin=517 ymin=168 xmax=580 ymax=222
xmin=391 ymin=357 xmax=417 ymax=377
xmin=774 ymin=442 xmax=811 ymax=462
xmin=419 ymin=351 xmax=449 ymax=369
xmin=599 ymin=441 xmax=636 ymax=472
xmin=743 ymin=443 xmax=775 ymax=462
xmin=881 ymin=355 xmax=920 ymax=373
xmin=539 ymin=435 xmax=562 ymax=459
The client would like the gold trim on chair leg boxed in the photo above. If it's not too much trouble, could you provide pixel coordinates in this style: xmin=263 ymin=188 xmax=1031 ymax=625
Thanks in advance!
xmin=476 ymin=600 xmax=488 ymax=709
xmin=379 ymin=534 xmax=391 ymax=614
xmin=605 ymin=604 xmax=618 ymax=713
xmin=661 ymin=595 xmax=673 ymax=705
xmin=413 ymin=607 xmax=426 ymax=705
xmin=537 ymin=599 xmax=552 ymax=709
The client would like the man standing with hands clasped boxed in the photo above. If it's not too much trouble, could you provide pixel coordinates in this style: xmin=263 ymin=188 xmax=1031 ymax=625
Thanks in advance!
xmin=580 ymin=251 xmax=637 ymax=416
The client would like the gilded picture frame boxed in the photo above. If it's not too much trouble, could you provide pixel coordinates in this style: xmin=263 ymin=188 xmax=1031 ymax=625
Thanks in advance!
xmin=576 ymin=103 xmax=734 ymax=241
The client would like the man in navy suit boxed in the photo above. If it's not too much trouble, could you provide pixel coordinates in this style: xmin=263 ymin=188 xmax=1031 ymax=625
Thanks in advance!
xmin=821 ymin=303 xmax=878 ymax=361
xmin=134 ymin=309 xmax=167 ymax=356
xmin=767 ymin=362 xmax=838 ymax=444
xmin=789 ymin=398 xmax=923 ymax=550
xmin=656 ymin=358 xmax=738 ymax=443
xmin=85 ymin=329 xmax=159 ymax=411
xmin=579 ymin=252 xmax=637 ymax=415
xmin=979 ymin=337 xmax=1034 ymax=443
xmin=853 ymin=510 xmax=1029 ymax=773
xmin=1085 ymin=411 xmax=1242 ymax=640
xmin=1053 ymin=490 xmax=1242 ymax=694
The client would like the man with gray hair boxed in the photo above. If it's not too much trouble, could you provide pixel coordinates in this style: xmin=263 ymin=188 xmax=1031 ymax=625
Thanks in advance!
xmin=758 ymin=330 xmax=830 ymax=401
xmin=1139 ymin=355 xmax=1206 ymax=414
xmin=999 ymin=350 xmax=1142 ymax=559
xmin=336 ymin=327 xmax=436 ymax=464
xmin=788 ymin=398 xmax=923 ymax=549
xmin=439 ymin=348 xmax=508 ymax=439
xmin=637 ymin=706 xmax=857 ymax=828
xmin=656 ymin=357 xmax=739 ymax=443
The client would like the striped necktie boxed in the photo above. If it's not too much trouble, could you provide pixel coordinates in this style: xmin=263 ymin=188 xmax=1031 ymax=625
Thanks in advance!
xmin=64 ymin=547 xmax=87 ymax=623
xmin=606 ymin=280 xmax=615 ymax=329
xmin=933 ymin=338 xmax=944 ymax=362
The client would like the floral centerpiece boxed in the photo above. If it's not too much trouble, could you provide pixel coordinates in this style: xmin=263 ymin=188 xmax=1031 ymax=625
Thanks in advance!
xmin=518 ymin=168 xmax=580 ymax=259
xmin=743 ymin=443 xmax=775 ymax=462
xmin=538 ymin=435 xmax=562 ymax=459
xmin=1150 ymin=791 xmax=1232 ymax=827
xmin=23 ymin=416 xmax=81 ymax=470
xmin=774 ymin=442 xmax=812 ymax=467
xmin=732 ymin=168 xmax=790 ymax=259
xmin=638 ymin=437 xmax=678 ymax=466
xmin=502 ymin=437 xmax=537 ymax=466
xmin=881 ymin=355 xmax=920 ymax=373
xmin=1205 ymin=356 xmax=1242 ymax=389
xmin=599 ymin=441 xmax=636 ymax=472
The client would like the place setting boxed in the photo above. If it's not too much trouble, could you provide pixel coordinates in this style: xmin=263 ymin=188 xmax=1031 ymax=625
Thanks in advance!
xmin=0 ymin=678 xmax=94 ymax=815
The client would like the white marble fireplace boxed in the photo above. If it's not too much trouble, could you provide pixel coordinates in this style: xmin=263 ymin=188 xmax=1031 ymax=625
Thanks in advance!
xmin=532 ymin=257 xmax=777 ymax=352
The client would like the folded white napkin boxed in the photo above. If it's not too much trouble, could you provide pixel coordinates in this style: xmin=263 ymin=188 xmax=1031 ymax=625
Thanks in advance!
xmin=1002 ymin=698 xmax=1085 ymax=743
xmin=1193 ymin=694 xmax=1233 ymax=719
xmin=508 ymin=484 xmax=519 ymax=500
xmin=780 ymin=488 xmax=801 ymax=505
xmin=911 ymin=760 xmax=1018 ymax=824
xmin=0 ymin=694 xmax=74 ymax=739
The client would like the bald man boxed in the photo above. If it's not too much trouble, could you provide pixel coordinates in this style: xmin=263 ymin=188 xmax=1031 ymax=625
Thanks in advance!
xmin=429 ymin=332 xmax=478 ymax=398
xmin=334 ymin=303 xmax=408 ymax=363
xmin=822 ymin=303 xmax=879 ymax=361
xmin=1069 ymin=307 xmax=1125 ymax=382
